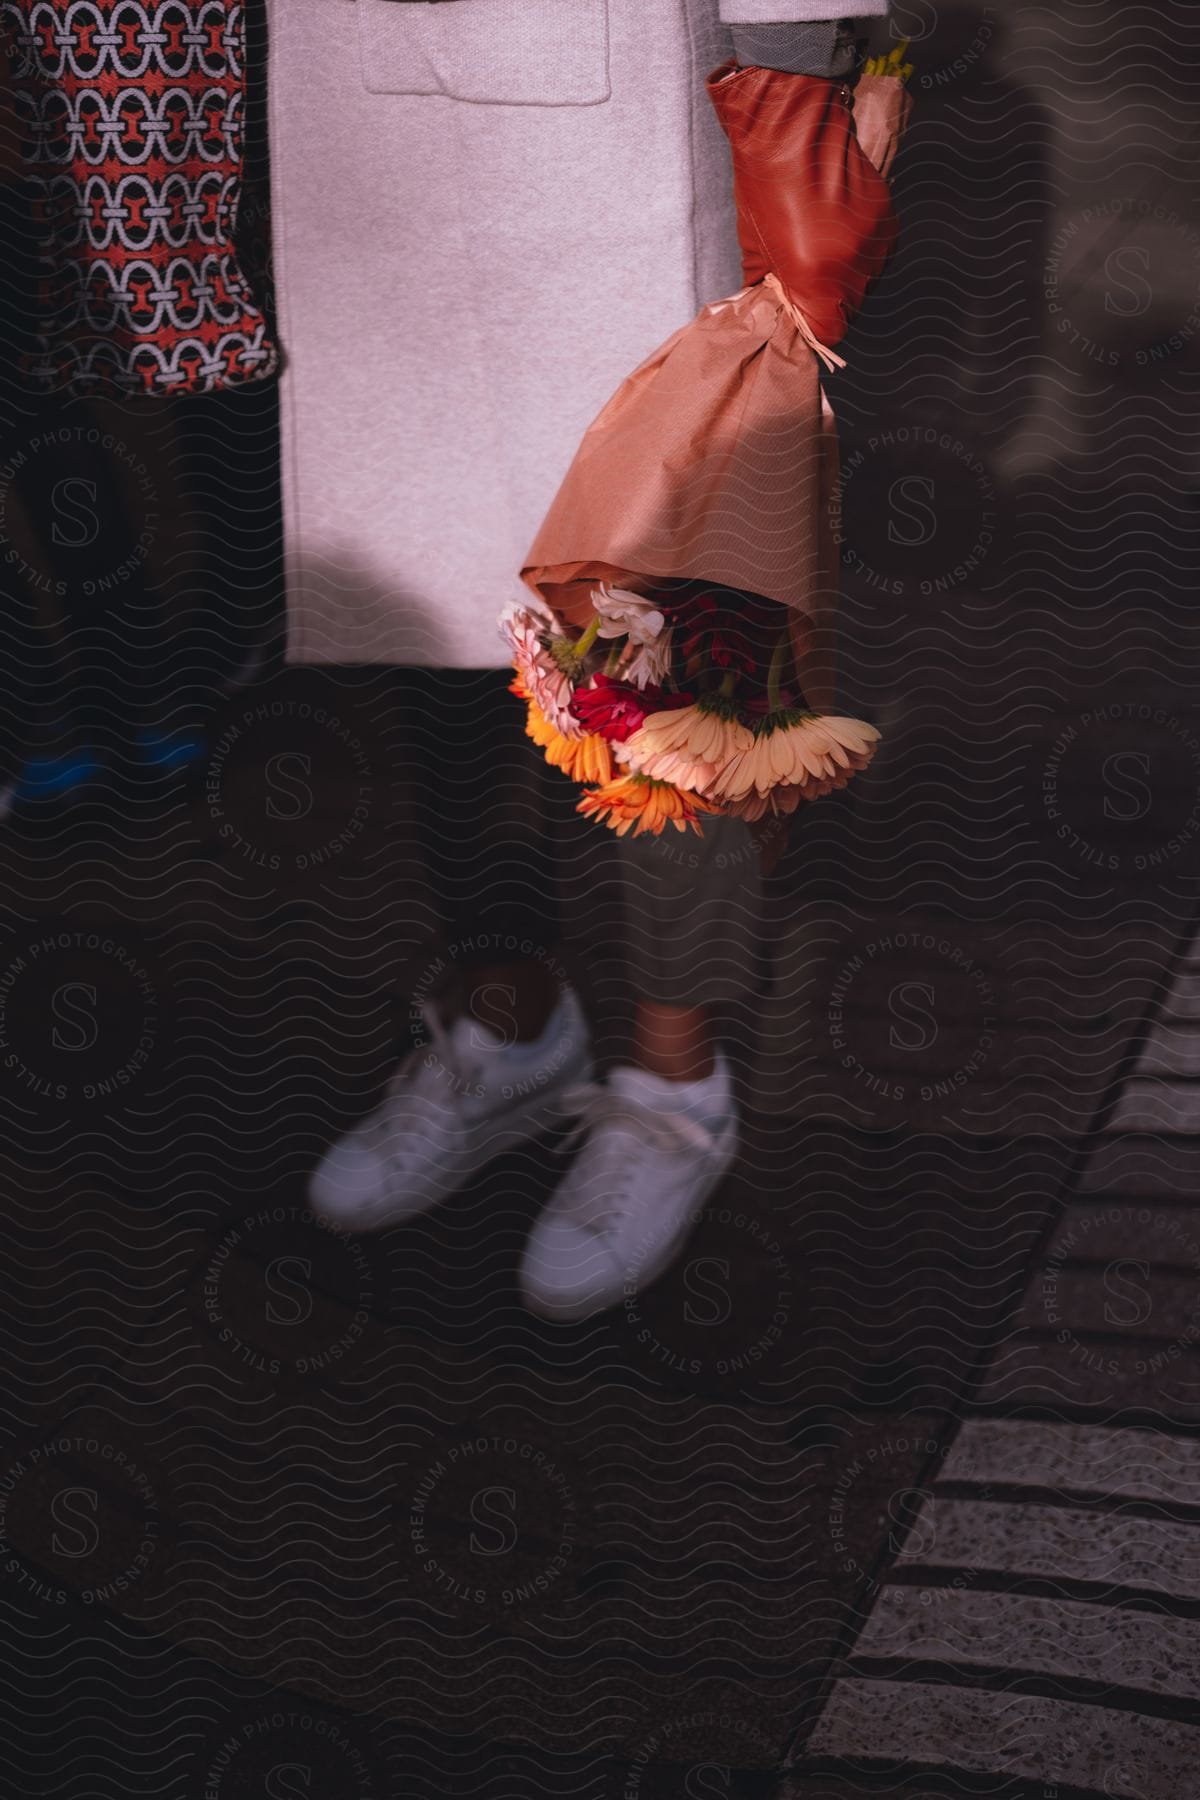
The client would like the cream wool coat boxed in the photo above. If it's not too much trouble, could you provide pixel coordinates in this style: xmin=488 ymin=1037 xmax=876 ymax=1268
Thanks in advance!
xmin=270 ymin=0 xmax=888 ymax=669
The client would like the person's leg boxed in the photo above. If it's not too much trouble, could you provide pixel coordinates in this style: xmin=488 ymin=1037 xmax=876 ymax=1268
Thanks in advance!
xmin=617 ymin=810 xmax=764 ymax=1075
xmin=631 ymin=1002 xmax=715 ymax=1083
xmin=309 ymin=664 xmax=593 ymax=1229
xmin=405 ymin=666 xmax=566 ymax=1040
xmin=519 ymin=812 xmax=765 ymax=1320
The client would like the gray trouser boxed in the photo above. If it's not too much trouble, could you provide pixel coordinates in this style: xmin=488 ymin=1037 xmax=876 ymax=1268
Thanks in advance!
xmin=614 ymin=813 xmax=765 ymax=1009
xmin=397 ymin=664 xmax=766 ymax=1012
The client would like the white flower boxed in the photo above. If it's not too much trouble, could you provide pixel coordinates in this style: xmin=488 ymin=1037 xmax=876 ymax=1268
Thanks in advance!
xmin=592 ymin=584 xmax=666 ymax=646
xmin=621 ymin=633 xmax=675 ymax=689
xmin=589 ymin=586 xmax=674 ymax=689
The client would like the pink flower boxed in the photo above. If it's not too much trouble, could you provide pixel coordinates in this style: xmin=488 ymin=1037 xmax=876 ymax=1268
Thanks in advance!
xmin=500 ymin=604 xmax=581 ymax=738
xmin=727 ymin=768 xmax=853 ymax=820
xmin=620 ymin=699 xmax=754 ymax=796
xmin=613 ymin=738 xmax=720 ymax=795
xmin=711 ymin=713 xmax=879 ymax=801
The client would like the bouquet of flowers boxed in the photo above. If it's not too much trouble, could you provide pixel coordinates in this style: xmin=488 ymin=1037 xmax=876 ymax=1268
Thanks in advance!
xmin=502 ymin=580 xmax=879 ymax=838
xmin=505 ymin=45 xmax=912 ymax=840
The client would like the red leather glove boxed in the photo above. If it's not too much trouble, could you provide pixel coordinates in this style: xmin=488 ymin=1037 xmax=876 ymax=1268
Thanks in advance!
xmin=707 ymin=60 xmax=899 ymax=349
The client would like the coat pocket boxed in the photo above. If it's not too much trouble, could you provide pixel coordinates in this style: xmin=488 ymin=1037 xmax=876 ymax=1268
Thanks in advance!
xmin=357 ymin=0 xmax=611 ymax=107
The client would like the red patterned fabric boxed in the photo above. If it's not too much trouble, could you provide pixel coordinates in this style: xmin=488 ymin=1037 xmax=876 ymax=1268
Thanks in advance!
xmin=1 ymin=1 xmax=278 ymax=394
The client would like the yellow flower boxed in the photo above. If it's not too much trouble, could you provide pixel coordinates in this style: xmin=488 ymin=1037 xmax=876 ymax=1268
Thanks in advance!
xmin=524 ymin=695 xmax=612 ymax=784
xmin=864 ymin=39 xmax=913 ymax=81
xmin=577 ymin=772 xmax=718 ymax=838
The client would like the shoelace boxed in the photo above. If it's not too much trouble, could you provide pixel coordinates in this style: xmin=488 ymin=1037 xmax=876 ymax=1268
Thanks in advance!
xmin=556 ymin=1079 xmax=723 ymax=1236
xmin=362 ymin=1001 xmax=472 ymax=1161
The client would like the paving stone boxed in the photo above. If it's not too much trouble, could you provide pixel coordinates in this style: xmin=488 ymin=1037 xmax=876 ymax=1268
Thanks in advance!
xmin=855 ymin=1585 xmax=1200 ymax=1697
xmin=804 ymin=1680 xmax=1200 ymax=1796
xmin=891 ymin=1497 xmax=1200 ymax=1596
xmin=939 ymin=1418 xmax=1200 ymax=1508
xmin=1018 ymin=1261 xmax=1200 ymax=1345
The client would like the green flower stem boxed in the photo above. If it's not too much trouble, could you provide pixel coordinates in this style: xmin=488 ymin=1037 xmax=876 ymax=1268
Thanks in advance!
xmin=719 ymin=670 xmax=737 ymax=699
xmin=603 ymin=639 xmax=624 ymax=677
xmin=766 ymin=627 xmax=791 ymax=715
xmin=575 ymin=614 xmax=603 ymax=658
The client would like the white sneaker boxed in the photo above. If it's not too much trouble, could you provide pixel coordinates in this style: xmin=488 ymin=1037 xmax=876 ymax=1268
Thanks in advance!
xmin=309 ymin=986 xmax=593 ymax=1230
xmin=518 ymin=1055 xmax=739 ymax=1321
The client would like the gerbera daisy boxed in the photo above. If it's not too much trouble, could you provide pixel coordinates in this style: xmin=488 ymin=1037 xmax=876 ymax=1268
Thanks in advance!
xmin=523 ymin=694 xmax=613 ymax=784
xmin=727 ymin=761 xmax=863 ymax=821
xmin=612 ymin=736 xmax=720 ymax=796
xmin=592 ymin=583 xmax=666 ymax=645
xmin=818 ymin=715 xmax=882 ymax=766
xmin=713 ymin=713 xmax=879 ymax=801
xmin=622 ymin=697 xmax=753 ymax=773
xmin=571 ymin=673 xmax=692 ymax=743
xmin=577 ymin=772 xmax=718 ymax=838
xmin=501 ymin=604 xmax=602 ymax=736
xmin=591 ymin=584 xmax=673 ymax=688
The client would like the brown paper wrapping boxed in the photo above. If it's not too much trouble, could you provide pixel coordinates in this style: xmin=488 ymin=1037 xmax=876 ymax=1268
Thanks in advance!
xmin=520 ymin=73 xmax=912 ymax=719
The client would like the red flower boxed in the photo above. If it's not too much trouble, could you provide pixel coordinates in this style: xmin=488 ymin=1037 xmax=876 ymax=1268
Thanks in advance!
xmin=675 ymin=588 xmax=761 ymax=675
xmin=570 ymin=674 xmax=693 ymax=743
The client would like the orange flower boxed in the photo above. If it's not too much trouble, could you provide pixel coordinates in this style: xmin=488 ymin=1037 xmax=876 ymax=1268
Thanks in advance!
xmin=524 ymin=695 xmax=612 ymax=784
xmin=577 ymin=772 xmax=718 ymax=838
